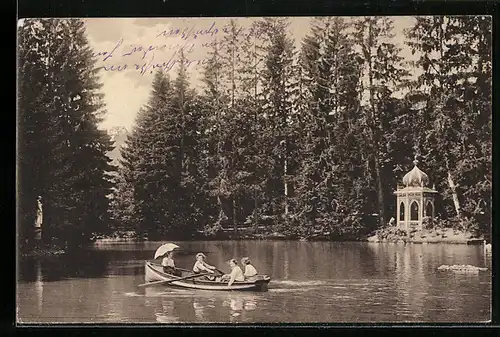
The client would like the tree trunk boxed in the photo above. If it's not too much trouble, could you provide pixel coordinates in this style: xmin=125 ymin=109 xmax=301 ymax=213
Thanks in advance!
xmin=253 ymin=195 xmax=259 ymax=228
xmin=179 ymin=108 xmax=184 ymax=181
xmin=284 ymin=156 xmax=289 ymax=216
xmin=232 ymin=197 xmax=237 ymax=234
xmin=447 ymin=171 xmax=462 ymax=218
xmin=230 ymin=25 xmax=237 ymax=234
xmin=216 ymin=194 xmax=226 ymax=227
xmin=253 ymin=37 xmax=259 ymax=229
xmin=374 ymin=154 xmax=386 ymax=226
xmin=366 ymin=21 xmax=386 ymax=227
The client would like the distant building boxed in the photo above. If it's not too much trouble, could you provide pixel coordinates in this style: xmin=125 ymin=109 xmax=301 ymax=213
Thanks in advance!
xmin=394 ymin=158 xmax=437 ymax=233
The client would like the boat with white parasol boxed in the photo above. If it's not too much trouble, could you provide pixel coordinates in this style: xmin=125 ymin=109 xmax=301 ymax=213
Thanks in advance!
xmin=139 ymin=243 xmax=271 ymax=291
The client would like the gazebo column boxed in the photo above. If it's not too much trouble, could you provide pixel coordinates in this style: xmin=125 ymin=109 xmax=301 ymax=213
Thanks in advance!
xmin=396 ymin=197 xmax=400 ymax=227
xmin=405 ymin=192 xmax=410 ymax=235
xmin=419 ymin=193 xmax=424 ymax=229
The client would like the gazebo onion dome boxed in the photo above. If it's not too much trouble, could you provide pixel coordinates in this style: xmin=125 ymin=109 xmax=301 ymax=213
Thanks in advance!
xmin=402 ymin=159 xmax=429 ymax=187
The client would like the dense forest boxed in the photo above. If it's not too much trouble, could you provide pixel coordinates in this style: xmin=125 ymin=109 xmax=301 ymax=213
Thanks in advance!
xmin=18 ymin=19 xmax=116 ymax=252
xmin=18 ymin=17 xmax=492 ymax=251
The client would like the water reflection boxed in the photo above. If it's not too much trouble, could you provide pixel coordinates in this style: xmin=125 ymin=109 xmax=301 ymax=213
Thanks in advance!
xmin=17 ymin=241 xmax=491 ymax=323
xmin=155 ymin=300 xmax=179 ymax=323
xmin=365 ymin=243 xmax=491 ymax=322
xmin=193 ymin=300 xmax=205 ymax=321
xmin=144 ymin=286 xmax=261 ymax=323
xmin=35 ymin=260 xmax=43 ymax=314
xmin=221 ymin=295 xmax=259 ymax=322
xmin=283 ymin=248 xmax=290 ymax=279
xmin=394 ymin=245 xmax=426 ymax=321
xmin=18 ymin=250 xmax=110 ymax=282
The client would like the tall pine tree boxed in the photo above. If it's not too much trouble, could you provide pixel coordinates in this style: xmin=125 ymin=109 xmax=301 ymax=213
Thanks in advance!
xmin=353 ymin=16 xmax=409 ymax=228
xmin=257 ymin=18 xmax=298 ymax=232
xmin=405 ymin=16 xmax=492 ymax=234
xmin=18 ymin=19 xmax=115 ymax=250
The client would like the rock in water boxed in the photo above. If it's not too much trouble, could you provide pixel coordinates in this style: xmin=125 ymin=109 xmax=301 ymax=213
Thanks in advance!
xmin=437 ymin=264 xmax=488 ymax=272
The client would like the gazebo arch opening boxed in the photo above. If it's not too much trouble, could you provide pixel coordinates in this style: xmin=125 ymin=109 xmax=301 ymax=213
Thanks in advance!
xmin=425 ymin=201 xmax=433 ymax=217
xmin=410 ymin=201 xmax=419 ymax=221
xmin=399 ymin=202 xmax=405 ymax=221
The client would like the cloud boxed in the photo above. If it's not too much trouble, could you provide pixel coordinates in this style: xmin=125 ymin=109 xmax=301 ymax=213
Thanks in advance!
xmin=84 ymin=18 xmax=127 ymax=43
xmin=99 ymin=72 xmax=150 ymax=129
xmin=132 ymin=18 xmax=175 ymax=28
xmin=124 ymin=68 xmax=156 ymax=89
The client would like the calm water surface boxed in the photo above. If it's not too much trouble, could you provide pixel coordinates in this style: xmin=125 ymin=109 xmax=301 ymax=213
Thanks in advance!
xmin=17 ymin=241 xmax=492 ymax=323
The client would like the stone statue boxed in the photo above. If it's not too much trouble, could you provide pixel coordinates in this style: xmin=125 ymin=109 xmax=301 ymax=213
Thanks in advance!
xmin=389 ymin=217 xmax=395 ymax=226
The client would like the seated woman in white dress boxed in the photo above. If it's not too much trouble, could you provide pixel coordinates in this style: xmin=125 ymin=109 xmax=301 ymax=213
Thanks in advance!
xmin=241 ymin=257 xmax=258 ymax=279
xmin=220 ymin=259 xmax=245 ymax=286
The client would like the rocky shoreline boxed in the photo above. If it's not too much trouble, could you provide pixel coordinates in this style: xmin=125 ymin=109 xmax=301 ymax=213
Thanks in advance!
xmin=20 ymin=247 xmax=66 ymax=258
xmin=366 ymin=227 xmax=484 ymax=245
xmin=93 ymin=237 xmax=139 ymax=244
xmin=90 ymin=228 xmax=485 ymax=245
xmin=21 ymin=229 xmax=487 ymax=257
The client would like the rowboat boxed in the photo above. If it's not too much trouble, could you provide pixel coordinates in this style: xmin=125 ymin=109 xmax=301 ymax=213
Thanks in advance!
xmin=144 ymin=261 xmax=271 ymax=291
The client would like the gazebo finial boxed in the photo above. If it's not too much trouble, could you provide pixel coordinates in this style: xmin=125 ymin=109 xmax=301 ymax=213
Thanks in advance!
xmin=413 ymin=154 xmax=419 ymax=166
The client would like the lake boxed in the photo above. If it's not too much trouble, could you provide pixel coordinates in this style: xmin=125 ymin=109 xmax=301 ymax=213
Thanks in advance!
xmin=17 ymin=241 xmax=492 ymax=324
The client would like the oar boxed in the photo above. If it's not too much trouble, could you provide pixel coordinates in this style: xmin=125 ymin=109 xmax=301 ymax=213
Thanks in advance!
xmin=137 ymin=273 xmax=211 ymax=288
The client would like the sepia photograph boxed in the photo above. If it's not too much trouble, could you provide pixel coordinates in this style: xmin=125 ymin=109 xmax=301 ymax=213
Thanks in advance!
xmin=16 ymin=16 xmax=492 ymax=324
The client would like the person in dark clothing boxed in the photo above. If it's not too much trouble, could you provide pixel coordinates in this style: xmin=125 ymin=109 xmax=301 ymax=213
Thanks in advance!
xmin=162 ymin=250 xmax=181 ymax=276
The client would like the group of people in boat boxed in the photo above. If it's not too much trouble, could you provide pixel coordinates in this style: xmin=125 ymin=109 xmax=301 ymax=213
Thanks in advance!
xmin=161 ymin=251 xmax=258 ymax=286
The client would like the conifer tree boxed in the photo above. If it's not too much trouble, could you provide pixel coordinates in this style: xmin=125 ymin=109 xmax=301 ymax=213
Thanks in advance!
xmin=200 ymin=38 xmax=231 ymax=233
xmin=18 ymin=19 xmax=51 ymax=251
xmin=353 ymin=16 xmax=409 ymax=228
xmin=405 ymin=16 xmax=492 ymax=234
xmin=237 ymin=22 xmax=267 ymax=229
xmin=219 ymin=20 xmax=259 ymax=232
xmin=201 ymin=21 xmax=264 ymax=233
xmin=120 ymin=72 xmax=175 ymax=239
xmin=172 ymin=50 xmax=206 ymax=235
xmin=18 ymin=19 xmax=115 ymax=250
xmin=257 ymin=18 xmax=298 ymax=231
xmin=295 ymin=17 xmax=369 ymax=238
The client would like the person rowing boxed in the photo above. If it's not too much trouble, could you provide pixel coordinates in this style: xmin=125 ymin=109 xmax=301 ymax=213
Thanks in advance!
xmin=193 ymin=253 xmax=217 ymax=280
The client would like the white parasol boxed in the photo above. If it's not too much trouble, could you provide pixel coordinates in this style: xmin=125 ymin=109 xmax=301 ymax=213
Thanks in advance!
xmin=153 ymin=243 xmax=180 ymax=259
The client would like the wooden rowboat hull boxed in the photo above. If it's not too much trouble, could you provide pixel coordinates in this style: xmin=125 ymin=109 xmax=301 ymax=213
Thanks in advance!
xmin=144 ymin=262 xmax=271 ymax=291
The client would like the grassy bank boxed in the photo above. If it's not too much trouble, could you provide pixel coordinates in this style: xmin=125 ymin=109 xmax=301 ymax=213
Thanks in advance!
xmin=20 ymin=245 xmax=66 ymax=258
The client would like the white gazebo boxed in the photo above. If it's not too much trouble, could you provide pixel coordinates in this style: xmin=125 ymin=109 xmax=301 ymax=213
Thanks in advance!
xmin=394 ymin=158 xmax=438 ymax=233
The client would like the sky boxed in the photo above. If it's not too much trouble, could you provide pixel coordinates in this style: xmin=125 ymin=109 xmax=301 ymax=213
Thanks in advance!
xmin=83 ymin=17 xmax=417 ymax=131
